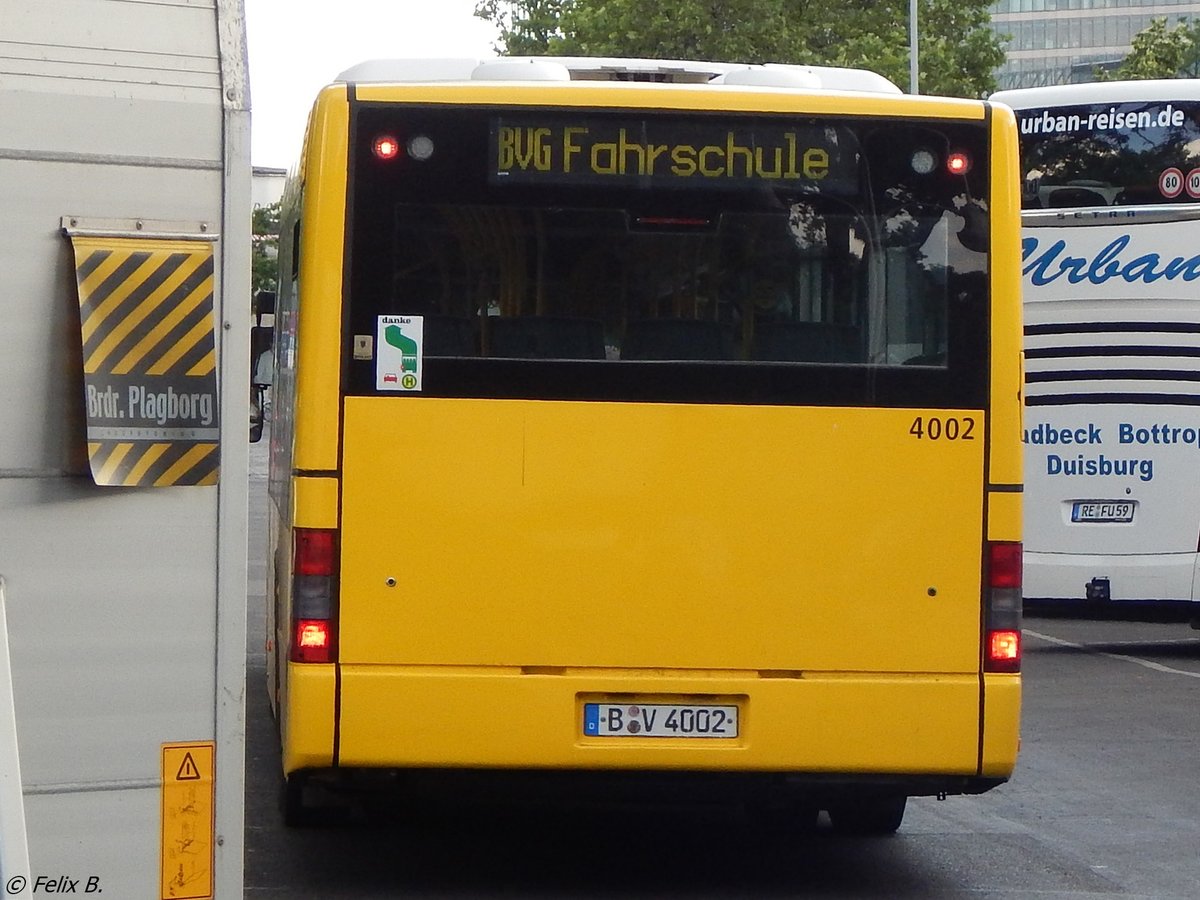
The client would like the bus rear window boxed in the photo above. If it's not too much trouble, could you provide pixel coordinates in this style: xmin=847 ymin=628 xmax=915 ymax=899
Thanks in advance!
xmin=345 ymin=105 xmax=990 ymax=407
xmin=1013 ymin=100 xmax=1200 ymax=209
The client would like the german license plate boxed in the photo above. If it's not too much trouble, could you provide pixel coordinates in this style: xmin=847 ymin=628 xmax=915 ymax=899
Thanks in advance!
xmin=1071 ymin=501 xmax=1135 ymax=523
xmin=583 ymin=703 xmax=739 ymax=738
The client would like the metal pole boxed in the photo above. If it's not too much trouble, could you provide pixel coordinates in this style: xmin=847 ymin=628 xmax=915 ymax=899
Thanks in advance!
xmin=909 ymin=0 xmax=919 ymax=94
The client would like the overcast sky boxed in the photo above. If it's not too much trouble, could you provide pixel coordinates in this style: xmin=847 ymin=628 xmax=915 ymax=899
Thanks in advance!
xmin=244 ymin=0 xmax=500 ymax=168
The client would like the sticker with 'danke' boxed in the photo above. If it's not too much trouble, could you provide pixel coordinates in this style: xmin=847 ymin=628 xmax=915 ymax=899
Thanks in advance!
xmin=376 ymin=315 xmax=423 ymax=391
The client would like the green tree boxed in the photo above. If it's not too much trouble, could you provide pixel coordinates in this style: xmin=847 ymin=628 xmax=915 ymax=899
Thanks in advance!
xmin=911 ymin=1 xmax=1007 ymax=97
xmin=555 ymin=0 xmax=797 ymax=63
xmin=474 ymin=0 xmax=566 ymax=54
xmin=251 ymin=201 xmax=281 ymax=299
xmin=475 ymin=0 xmax=1005 ymax=97
xmin=1102 ymin=17 xmax=1200 ymax=80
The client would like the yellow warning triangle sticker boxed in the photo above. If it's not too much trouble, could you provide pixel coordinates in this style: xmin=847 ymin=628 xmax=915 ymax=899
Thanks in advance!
xmin=175 ymin=752 xmax=202 ymax=781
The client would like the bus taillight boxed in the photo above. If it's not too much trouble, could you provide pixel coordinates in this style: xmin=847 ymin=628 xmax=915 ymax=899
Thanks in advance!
xmin=294 ymin=619 xmax=332 ymax=661
xmin=295 ymin=528 xmax=335 ymax=575
xmin=291 ymin=528 xmax=337 ymax=663
xmin=372 ymin=134 xmax=401 ymax=160
xmin=985 ymin=541 xmax=1022 ymax=673
xmin=989 ymin=630 xmax=1020 ymax=665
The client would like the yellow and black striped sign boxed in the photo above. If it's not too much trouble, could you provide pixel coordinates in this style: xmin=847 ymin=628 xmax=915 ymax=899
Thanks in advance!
xmin=69 ymin=236 xmax=220 ymax=487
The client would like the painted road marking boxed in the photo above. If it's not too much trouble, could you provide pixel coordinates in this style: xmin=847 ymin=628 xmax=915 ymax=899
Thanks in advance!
xmin=1025 ymin=629 xmax=1200 ymax=679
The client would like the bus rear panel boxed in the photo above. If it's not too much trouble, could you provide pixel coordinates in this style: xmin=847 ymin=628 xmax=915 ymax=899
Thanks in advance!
xmin=269 ymin=68 xmax=1023 ymax=827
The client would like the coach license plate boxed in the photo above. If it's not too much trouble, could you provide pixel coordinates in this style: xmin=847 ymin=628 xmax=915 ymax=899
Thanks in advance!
xmin=583 ymin=703 xmax=739 ymax=738
xmin=1071 ymin=501 xmax=1135 ymax=523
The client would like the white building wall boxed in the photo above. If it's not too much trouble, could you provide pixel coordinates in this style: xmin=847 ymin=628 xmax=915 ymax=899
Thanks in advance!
xmin=253 ymin=166 xmax=286 ymax=209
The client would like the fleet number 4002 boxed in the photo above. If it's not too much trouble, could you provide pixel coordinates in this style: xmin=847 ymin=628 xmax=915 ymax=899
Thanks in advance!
xmin=909 ymin=416 xmax=976 ymax=440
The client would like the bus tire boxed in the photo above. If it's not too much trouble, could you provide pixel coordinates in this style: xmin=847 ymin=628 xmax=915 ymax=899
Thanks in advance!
xmin=827 ymin=795 xmax=906 ymax=835
xmin=754 ymin=800 xmax=820 ymax=834
xmin=279 ymin=770 xmax=322 ymax=828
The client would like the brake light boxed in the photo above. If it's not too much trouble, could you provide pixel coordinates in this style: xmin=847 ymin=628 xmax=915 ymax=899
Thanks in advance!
xmin=947 ymin=151 xmax=972 ymax=175
xmin=291 ymin=528 xmax=337 ymax=663
xmin=295 ymin=528 xmax=335 ymax=576
xmin=634 ymin=216 xmax=712 ymax=228
xmin=293 ymin=619 xmax=333 ymax=663
xmin=372 ymin=134 xmax=401 ymax=160
xmin=985 ymin=541 xmax=1022 ymax=673
xmin=989 ymin=630 xmax=1021 ymax=664
xmin=989 ymin=541 xmax=1022 ymax=589
xmin=297 ymin=621 xmax=330 ymax=648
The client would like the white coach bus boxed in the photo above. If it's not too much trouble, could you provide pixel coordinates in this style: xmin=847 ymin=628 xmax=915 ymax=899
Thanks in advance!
xmin=993 ymin=81 xmax=1200 ymax=621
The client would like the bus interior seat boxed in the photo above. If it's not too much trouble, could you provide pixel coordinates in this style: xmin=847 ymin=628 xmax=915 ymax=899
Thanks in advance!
xmin=1114 ymin=186 xmax=1162 ymax=206
xmin=487 ymin=316 xmax=606 ymax=359
xmin=423 ymin=315 xmax=477 ymax=356
xmin=751 ymin=321 xmax=862 ymax=363
xmin=621 ymin=319 xmax=730 ymax=360
xmin=1047 ymin=187 xmax=1109 ymax=208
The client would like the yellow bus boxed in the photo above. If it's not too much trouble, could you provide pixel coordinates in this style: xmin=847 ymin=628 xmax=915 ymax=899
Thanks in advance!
xmin=265 ymin=57 xmax=1024 ymax=833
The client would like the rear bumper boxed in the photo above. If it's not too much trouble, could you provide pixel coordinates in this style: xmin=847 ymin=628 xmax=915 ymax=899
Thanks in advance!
xmin=289 ymin=766 xmax=1009 ymax=805
xmin=1024 ymin=550 xmax=1200 ymax=606
xmin=280 ymin=665 xmax=1020 ymax=781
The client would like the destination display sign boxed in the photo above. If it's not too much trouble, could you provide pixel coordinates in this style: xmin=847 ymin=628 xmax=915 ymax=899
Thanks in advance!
xmin=489 ymin=117 xmax=857 ymax=192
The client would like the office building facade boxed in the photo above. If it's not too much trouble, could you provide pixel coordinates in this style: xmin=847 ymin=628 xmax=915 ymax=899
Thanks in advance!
xmin=991 ymin=0 xmax=1200 ymax=89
